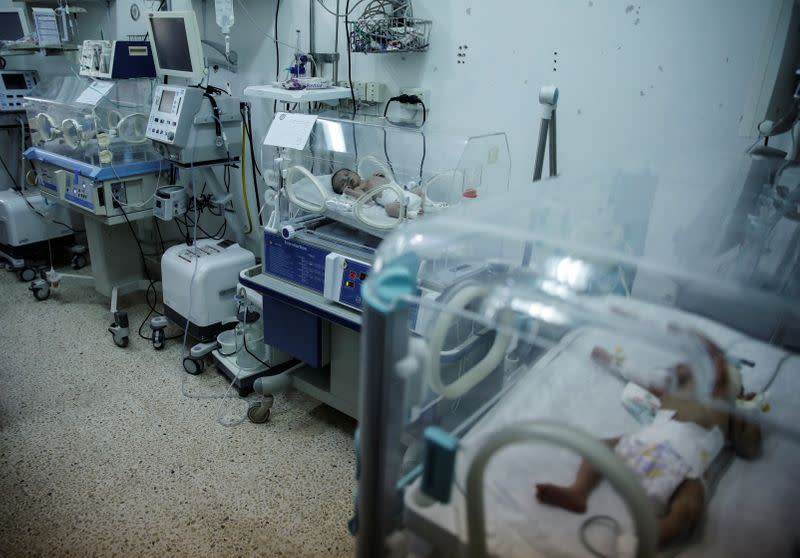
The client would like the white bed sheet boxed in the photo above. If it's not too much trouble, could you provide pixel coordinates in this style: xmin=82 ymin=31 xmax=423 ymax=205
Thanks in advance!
xmin=406 ymin=298 xmax=800 ymax=557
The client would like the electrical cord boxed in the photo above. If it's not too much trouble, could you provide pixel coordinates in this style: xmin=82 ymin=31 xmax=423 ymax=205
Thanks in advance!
xmin=239 ymin=112 xmax=254 ymax=235
xmin=245 ymin=104 xmax=263 ymax=226
xmin=345 ymin=0 xmax=357 ymax=118
xmin=383 ymin=94 xmax=427 ymax=127
xmin=273 ymin=0 xmax=281 ymax=114
xmin=237 ymin=301 xmax=275 ymax=369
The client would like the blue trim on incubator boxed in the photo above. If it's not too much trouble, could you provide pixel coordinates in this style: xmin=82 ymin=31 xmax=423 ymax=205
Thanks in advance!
xmin=238 ymin=274 xmax=361 ymax=331
xmin=420 ymin=426 xmax=459 ymax=504
xmin=362 ymin=252 xmax=419 ymax=314
xmin=64 ymin=193 xmax=93 ymax=210
xmin=23 ymin=148 xmax=169 ymax=180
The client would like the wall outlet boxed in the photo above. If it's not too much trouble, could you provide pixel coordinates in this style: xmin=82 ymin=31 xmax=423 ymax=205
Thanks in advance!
xmin=366 ymin=82 xmax=387 ymax=103
xmin=399 ymin=87 xmax=430 ymax=111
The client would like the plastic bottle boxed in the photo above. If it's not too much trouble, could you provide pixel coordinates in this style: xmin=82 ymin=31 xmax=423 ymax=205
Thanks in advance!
xmin=215 ymin=0 xmax=234 ymax=56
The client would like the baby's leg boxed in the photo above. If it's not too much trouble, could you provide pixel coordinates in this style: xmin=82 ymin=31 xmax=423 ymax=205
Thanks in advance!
xmin=658 ymin=478 xmax=704 ymax=545
xmin=535 ymin=437 xmax=620 ymax=514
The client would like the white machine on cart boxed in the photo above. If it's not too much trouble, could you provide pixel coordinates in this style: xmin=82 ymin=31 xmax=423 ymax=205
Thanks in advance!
xmin=161 ymin=239 xmax=293 ymax=395
xmin=161 ymin=238 xmax=255 ymax=342
xmin=0 ymin=190 xmax=76 ymax=279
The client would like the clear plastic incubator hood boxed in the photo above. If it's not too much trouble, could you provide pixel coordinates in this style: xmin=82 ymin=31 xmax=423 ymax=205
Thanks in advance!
xmin=354 ymin=171 xmax=800 ymax=558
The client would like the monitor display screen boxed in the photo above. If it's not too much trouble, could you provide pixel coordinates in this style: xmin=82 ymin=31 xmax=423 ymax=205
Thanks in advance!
xmin=0 ymin=11 xmax=25 ymax=41
xmin=2 ymin=73 xmax=27 ymax=90
xmin=151 ymin=17 xmax=193 ymax=73
xmin=158 ymin=90 xmax=176 ymax=113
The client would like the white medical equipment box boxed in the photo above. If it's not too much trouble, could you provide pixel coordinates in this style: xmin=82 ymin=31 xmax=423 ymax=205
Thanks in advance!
xmin=0 ymin=190 xmax=73 ymax=247
xmin=161 ymin=239 xmax=255 ymax=342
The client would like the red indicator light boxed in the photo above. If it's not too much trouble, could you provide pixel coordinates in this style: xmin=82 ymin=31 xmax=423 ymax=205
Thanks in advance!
xmin=349 ymin=271 xmax=357 ymax=278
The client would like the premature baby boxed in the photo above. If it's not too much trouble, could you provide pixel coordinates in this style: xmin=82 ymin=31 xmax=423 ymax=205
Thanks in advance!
xmin=331 ymin=168 xmax=423 ymax=219
xmin=535 ymin=336 xmax=762 ymax=546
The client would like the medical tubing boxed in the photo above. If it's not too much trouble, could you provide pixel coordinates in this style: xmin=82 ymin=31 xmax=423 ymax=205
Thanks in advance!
xmin=357 ymin=155 xmax=395 ymax=182
xmin=353 ymin=180 xmax=407 ymax=229
xmin=285 ymin=165 xmax=328 ymax=212
xmin=245 ymin=105 xmax=263 ymax=226
xmin=426 ymin=285 xmax=514 ymax=399
xmin=240 ymin=121 xmax=254 ymax=234
xmin=579 ymin=515 xmax=622 ymax=558
xmin=464 ymin=421 xmax=657 ymax=558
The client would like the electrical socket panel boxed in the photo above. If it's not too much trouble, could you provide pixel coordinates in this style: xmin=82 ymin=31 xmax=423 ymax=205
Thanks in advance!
xmin=399 ymin=87 xmax=430 ymax=110
xmin=365 ymin=82 xmax=387 ymax=103
xmin=338 ymin=81 xmax=386 ymax=103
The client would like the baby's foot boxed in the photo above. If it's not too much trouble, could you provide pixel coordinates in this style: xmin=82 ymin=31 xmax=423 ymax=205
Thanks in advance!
xmin=535 ymin=483 xmax=587 ymax=513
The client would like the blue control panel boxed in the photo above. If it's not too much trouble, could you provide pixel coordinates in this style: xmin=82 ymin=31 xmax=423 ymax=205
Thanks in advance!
xmin=264 ymin=232 xmax=329 ymax=294
xmin=337 ymin=258 xmax=371 ymax=309
xmin=65 ymin=178 xmax=94 ymax=211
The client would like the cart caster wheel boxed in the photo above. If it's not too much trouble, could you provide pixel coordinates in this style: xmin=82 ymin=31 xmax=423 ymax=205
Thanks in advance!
xmin=183 ymin=357 xmax=203 ymax=375
xmin=113 ymin=335 xmax=130 ymax=348
xmin=152 ymin=329 xmax=165 ymax=350
xmin=247 ymin=401 xmax=272 ymax=424
xmin=71 ymin=254 xmax=87 ymax=270
xmin=30 ymin=280 xmax=50 ymax=301
xmin=19 ymin=267 xmax=36 ymax=282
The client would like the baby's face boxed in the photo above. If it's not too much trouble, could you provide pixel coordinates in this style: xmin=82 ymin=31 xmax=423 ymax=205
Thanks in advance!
xmin=333 ymin=170 xmax=361 ymax=194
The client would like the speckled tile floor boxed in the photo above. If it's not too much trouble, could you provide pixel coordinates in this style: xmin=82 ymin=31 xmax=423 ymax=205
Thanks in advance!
xmin=0 ymin=266 xmax=357 ymax=557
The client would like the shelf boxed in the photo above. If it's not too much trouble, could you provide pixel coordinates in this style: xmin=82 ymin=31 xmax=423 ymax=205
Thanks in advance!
xmin=0 ymin=43 xmax=79 ymax=56
xmin=243 ymin=85 xmax=352 ymax=103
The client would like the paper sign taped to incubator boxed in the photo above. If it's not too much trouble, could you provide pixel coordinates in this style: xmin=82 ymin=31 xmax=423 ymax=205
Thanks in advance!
xmin=264 ymin=113 xmax=318 ymax=150
xmin=75 ymin=81 xmax=114 ymax=106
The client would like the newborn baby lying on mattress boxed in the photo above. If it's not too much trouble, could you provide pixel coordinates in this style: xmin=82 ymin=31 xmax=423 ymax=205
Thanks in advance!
xmin=331 ymin=168 xmax=426 ymax=218
xmin=535 ymin=336 xmax=762 ymax=547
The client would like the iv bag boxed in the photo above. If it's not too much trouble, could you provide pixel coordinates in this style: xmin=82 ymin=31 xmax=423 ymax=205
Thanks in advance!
xmin=215 ymin=0 xmax=234 ymax=34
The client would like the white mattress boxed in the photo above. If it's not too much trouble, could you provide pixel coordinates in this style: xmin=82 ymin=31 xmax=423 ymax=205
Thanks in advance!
xmin=405 ymin=298 xmax=800 ymax=557
xmin=289 ymin=174 xmax=402 ymax=236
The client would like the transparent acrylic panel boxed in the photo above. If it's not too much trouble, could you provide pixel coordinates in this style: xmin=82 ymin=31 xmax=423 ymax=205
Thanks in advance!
xmin=25 ymin=76 xmax=158 ymax=166
xmin=361 ymin=172 xmax=800 ymax=557
xmin=263 ymin=116 xmax=510 ymax=236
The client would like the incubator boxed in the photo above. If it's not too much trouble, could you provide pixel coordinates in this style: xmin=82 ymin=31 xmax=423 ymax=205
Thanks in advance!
xmin=264 ymin=116 xmax=510 ymax=238
xmin=355 ymin=176 xmax=800 ymax=558
xmin=23 ymin=76 xmax=166 ymax=222
xmin=25 ymin=76 xmax=155 ymax=166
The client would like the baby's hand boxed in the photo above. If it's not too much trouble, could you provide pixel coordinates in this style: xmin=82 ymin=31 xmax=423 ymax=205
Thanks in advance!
xmin=591 ymin=346 xmax=613 ymax=366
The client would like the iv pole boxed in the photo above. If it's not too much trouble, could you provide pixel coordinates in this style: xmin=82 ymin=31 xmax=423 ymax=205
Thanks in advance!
xmin=523 ymin=85 xmax=559 ymax=266
xmin=532 ymin=85 xmax=559 ymax=181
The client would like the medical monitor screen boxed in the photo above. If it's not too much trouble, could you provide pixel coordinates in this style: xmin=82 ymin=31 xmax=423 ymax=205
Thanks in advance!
xmin=151 ymin=17 xmax=193 ymax=73
xmin=0 ymin=11 xmax=25 ymax=41
xmin=2 ymin=73 xmax=27 ymax=90
xmin=158 ymin=90 xmax=176 ymax=113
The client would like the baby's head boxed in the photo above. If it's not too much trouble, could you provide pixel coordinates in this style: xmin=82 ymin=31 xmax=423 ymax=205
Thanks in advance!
xmin=332 ymin=168 xmax=360 ymax=194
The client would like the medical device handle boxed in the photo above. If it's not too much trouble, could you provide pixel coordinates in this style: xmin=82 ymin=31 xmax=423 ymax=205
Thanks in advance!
xmin=285 ymin=165 xmax=328 ymax=212
xmin=116 ymin=113 xmax=149 ymax=144
xmin=464 ymin=420 xmax=658 ymax=558
xmin=61 ymin=118 xmax=82 ymax=149
xmin=35 ymin=113 xmax=60 ymax=142
xmin=426 ymin=285 xmax=514 ymax=399
xmin=357 ymin=155 xmax=396 ymax=183
xmin=353 ymin=181 xmax=407 ymax=231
